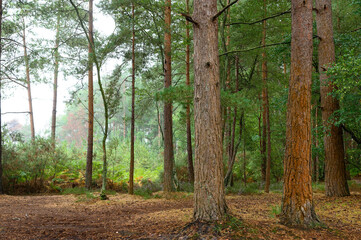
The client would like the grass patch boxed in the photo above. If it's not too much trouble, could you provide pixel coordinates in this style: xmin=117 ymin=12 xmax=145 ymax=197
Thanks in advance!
xmin=225 ymin=182 xmax=242 ymax=195
xmin=214 ymin=215 xmax=245 ymax=236
xmin=269 ymin=182 xmax=283 ymax=193
xmin=76 ymin=191 xmax=98 ymax=202
xmin=178 ymin=182 xmax=194 ymax=193
xmin=134 ymin=188 xmax=153 ymax=199
xmin=348 ymin=180 xmax=361 ymax=192
xmin=226 ymin=182 xmax=261 ymax=195
xmin=62 ymin=187 xmax=89 ymax=195
xmin=269 ymin=204 xmax=282 ymax=218
xmin=312 ymin=182 xmax=325 ymax=192
xmin=103 ymin=189 xmax=117 ymax=195
xmin=239 ymin=182 xmax=261 ymax=195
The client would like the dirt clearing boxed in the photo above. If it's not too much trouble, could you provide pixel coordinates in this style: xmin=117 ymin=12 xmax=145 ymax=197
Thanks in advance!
xmin=0 ymin=192 xmax=360 ymax=239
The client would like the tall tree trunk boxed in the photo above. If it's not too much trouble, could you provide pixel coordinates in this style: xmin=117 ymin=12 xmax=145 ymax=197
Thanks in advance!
xmin=0 ymin=0 xmax=3 ymax=194
xmin=192 ymin=0 xmax=227 ymax=221
xmin=51 ymin=7 xmax=61 ymax=148
xmin=224 ymin=56 xmax=240 ymax=187
xmin=22 ymin=19 xmax=35 ymax=141
xmin=243 ymin=117 xmax=246 ymax=186
xmin=158 ymin=110 xmax=161 ymax=147
xmin=69 ymin=0 xmax=108 ymax=194
xmin=263 ymin=0 xmax=271 ymax=194
xmin=85 ymin=0 xmax=94 ymax=190
xmin=123 ymin=84 xmax=126 ymax=139
xmin=280 ymin=0 xmax=320 ymax=227
xmin=316 ymin=0 xmax=349 ymax=197
xmin=129 ymin=3 xmax=135 ymax=195
xmin=344 ymin=133 xmax=352 ymax=180
xmin=313 ymin=104 xmax=320 ymax=183
xmin=260 ymin=95 xmax=266 ymax=181
xmin=163 ymin=0 xmax=175 ymax=192
xmin=225 ymin=0 xmax=233 ymax=178
xmin=258 ymin=97 xmax=262 ymax=172
xmin=185 ymin=0 xmax=194 ymax=184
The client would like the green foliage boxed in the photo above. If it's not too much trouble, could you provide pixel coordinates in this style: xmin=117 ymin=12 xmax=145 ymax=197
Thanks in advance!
xmin=2 ymin=129 xmax=71 ymax=191
xmin=134 ymin=179 xmax=162 ymax=199
xmin=312 ymin=182 xmax=325 ymax=192
xmin=100 ymin=191 xmax=108 ymax=200
xmin=239 ymin=182 xmax=261 ymax=195
xmin=214 ymin=215 xmax=244 ymax=235
xmin=76 ymin=192 xmax=98 ymax=203
xmin=328 ymin=50 xmax=361 ymax=177
xmin=269 ymin=204 xmax=282 ymax=218
xmin=62 ymin=187 xmax=89 ymax=195
xmin=269 ymin=182 xmax=283 ymax=193
xmin=3 ymin=0 xmax=361 ymax=197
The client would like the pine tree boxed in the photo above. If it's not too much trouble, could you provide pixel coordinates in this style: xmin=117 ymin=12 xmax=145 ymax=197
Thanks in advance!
xmin=316 ymin=0 xmax=349 ymax=197
xmin=280 ymin=0 xmax=320 ymax=227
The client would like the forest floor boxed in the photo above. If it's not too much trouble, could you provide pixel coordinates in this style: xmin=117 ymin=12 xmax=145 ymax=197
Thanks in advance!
xmin=0 ymin=190 xmax=360 ymax=239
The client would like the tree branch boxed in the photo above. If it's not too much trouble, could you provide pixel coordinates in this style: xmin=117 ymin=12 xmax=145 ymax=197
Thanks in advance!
xmin=1 ymin=112 xmax=30 ymax=115
xmin=220 ymin=34 xmax=318 ymax=56
xmin=180 ymin=12 xmax=198 ymax=26
xmin=213 ymin=0 xmax=239 ymax=21
xmin=227 ymin=9 xmax=291 ymax=26
xmin=220 ymin=41 xmax=291 ymax=56
xmin=342 ymin=124 xmax=361 ymax=145
xmin=350 ymin=27 xmax=361 ymax=33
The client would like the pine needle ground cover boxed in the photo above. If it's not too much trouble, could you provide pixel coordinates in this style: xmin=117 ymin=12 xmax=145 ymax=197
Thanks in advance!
xmin=0 ymin=191 xmax=360 ymax=239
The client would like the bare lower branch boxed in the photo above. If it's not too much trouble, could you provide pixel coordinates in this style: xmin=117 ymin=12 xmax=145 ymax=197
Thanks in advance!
xmin=220 ymin=34 xmax=319 ymax=56
xmin=350 ymin=27 xmax=361 ymax=33
xmin=227 ymin=9 xmax=291 ymax=26
xmin=342 ymin=124 xmax=361 ymax=145
xmin=220 ymin=41 xmax=291 ymax=56
xmin=180 ymin=12 xmax=198 ymax=26
xmin=213 ymin=0 xmax=239 ymax=21
xmin=2 ymin=112 xmax=30 ymax=115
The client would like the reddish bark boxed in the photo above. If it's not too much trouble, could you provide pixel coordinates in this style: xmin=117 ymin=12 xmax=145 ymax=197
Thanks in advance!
xmin=280 ymin=0 xmax=320 ymax=227
xmin=163 ymin=0 xmax=175 ymax=192
xmin=85 ymin=0 xmax=94 ymax=190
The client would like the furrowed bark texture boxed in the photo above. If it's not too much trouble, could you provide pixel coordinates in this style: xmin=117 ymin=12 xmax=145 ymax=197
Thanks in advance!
xmin=85 ymin=0 xmax=94 ymax=190
xmin=316 ymin=0 xmax=349 ymax=197
xmin=280 ymin=0 xmax=320 ymax=227
xmin=163 ymin=0 xmax=175 ymax=192
xmin=193 ymin=0 xmax=227 ymax=221
xmin=185 ymin=0 xmax=194 ymax=184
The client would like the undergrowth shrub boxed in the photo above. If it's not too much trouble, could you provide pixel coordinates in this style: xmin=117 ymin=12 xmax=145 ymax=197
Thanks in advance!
xmin=269 ymin=204 xmax=282 ymax=218
xmin=134 ymin=178 xmax=162 ymax=199
xmin=2 ymin=130 xmax=72 ymax=193
xmin=269 ymin=182 xmax=283 ymax=193
xmin=239 ymin=182 xmax=261 ymax=195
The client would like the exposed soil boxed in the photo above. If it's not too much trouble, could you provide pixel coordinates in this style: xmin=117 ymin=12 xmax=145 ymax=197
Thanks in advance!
xmin=0 ymin=191 xmax=360 ymax=239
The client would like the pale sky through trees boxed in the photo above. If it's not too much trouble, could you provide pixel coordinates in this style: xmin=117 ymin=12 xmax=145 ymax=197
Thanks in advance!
xmin=2 ymin=1 xmax=115 ymax=135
